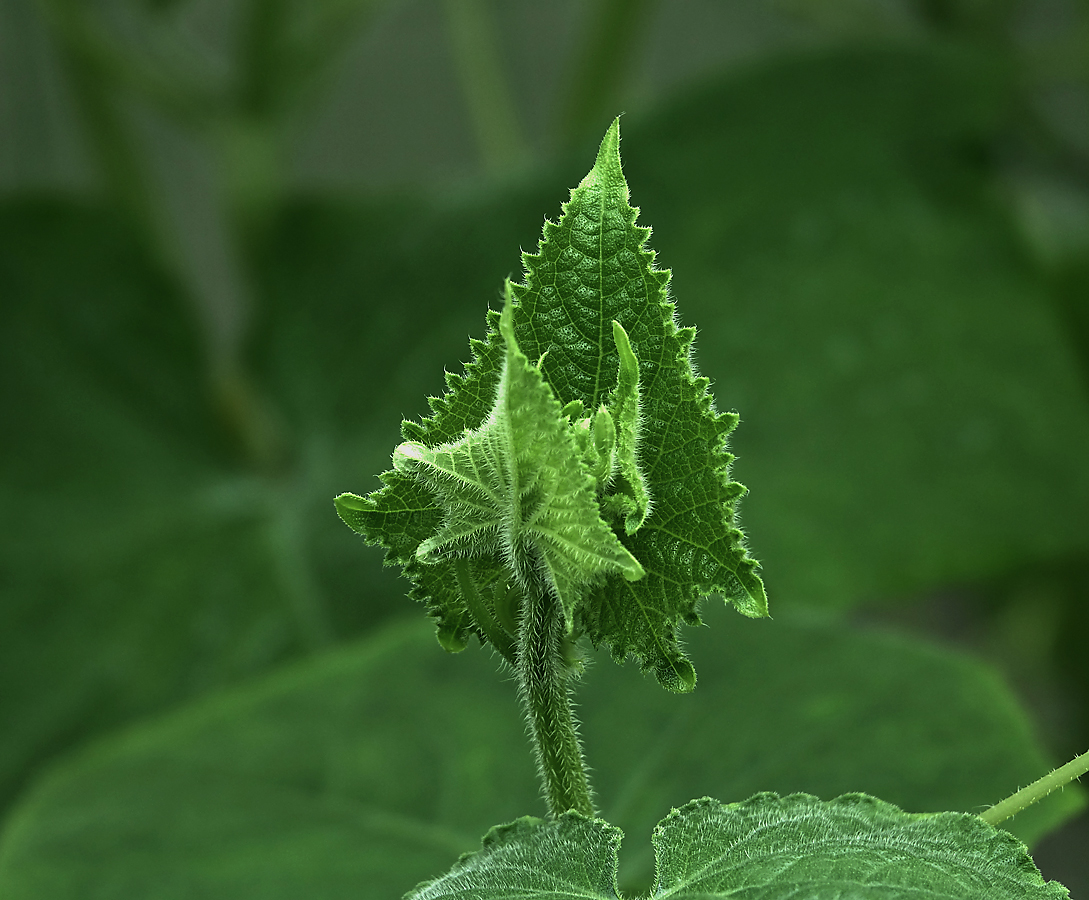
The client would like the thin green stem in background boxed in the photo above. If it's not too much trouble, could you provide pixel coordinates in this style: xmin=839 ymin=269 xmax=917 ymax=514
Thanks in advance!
xmin=443 ymin=0 xmax=527 ymax=172
xmin=517 ymin=576 xmax=595 ymax=819
xmin=39 ymin=0 xmax=159 ymax=243
xmin=556 ymin=0 xmax=657 ymax=149
xmin=265 ymin=479 xmax=334 ymax=650
xmin=980 ymin=748 xmax=1089 ymax=826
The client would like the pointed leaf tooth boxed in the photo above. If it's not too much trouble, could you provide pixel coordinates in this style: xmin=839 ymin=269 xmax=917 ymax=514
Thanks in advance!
xmin=718 ymin=409 xmax=740 ymax=432
xmin=401 ymin=420 xmax=426 ymax=441
xmin=435 ymin=617 xmax=470 ymax=653
xmin=333 ymin=492 xmax=371 ymax=536
xmin=653 ymin=645 xmax=697 ymax=694
xmin=721 ymin=480 xmax=747 ymax=501
xmin=334 ymin=491 xmax=368 ymax=512
xmin=424 ymin=394 xmax=449 ymax=419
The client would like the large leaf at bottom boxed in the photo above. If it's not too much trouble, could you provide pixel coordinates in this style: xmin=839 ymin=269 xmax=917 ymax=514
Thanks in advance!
xmin=408 ymin=796 xmax=1068 ymax=899
xmin=0 ymin=605 xmax=1077 ymax=898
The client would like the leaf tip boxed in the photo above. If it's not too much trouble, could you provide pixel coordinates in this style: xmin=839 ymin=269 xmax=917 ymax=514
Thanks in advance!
xmin=598 ymin=115 xmax=621 ymax=161
xmin=333 ymin=492 xmax=367 ymax=513
xmin=655 ymin=650 xmax=697 ymax=693
xmin=578 ymin=117 xmax=628 ymax=201
xmin=730 ymin=571 xmax=769 ymax=619
xmin=392 ymin=441 xmax=428 ymax=474
xmin=436 ymin=618 xmax=469 ymax=653
xmin=334 ymin=492 xmax=373 ymax=536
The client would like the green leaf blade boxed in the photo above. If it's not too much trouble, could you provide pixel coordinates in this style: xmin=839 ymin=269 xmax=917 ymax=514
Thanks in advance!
xmin=652 ymin=794 xmax=1069 ymax=899
xmin=407 ymin=814 xmax=622 ymax=900
xmin=369 ymin=292 xmax=643 ymax=636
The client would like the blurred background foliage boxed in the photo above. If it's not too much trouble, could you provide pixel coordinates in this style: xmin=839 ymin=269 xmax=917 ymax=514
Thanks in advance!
xmin=3 ymin=0 xmax=1089 ymax=894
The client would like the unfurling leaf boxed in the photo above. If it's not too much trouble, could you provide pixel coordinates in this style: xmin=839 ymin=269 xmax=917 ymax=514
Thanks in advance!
xmin=600 ymin=320 xmax=650 ymax=535
xmin=407 ymin=794 xmax=1068 ymax=900
xmin=337 ymin=118 xmax=765 ymax=690
xmin=389 ymin=288 xmax=643 ymax=633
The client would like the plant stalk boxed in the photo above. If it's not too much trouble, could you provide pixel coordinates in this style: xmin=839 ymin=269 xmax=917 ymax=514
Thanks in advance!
xmin=516 ymin=578 xmax=595 ymax=819
xmin=980 ymin=748 xmax=1089 ymax=826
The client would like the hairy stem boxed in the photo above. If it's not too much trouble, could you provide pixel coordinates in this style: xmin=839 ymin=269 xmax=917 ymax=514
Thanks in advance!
xmin=980 ymin=748 xmax=1089 ymax=826
xmin=517 ymin=577 xmax=594 ymax=819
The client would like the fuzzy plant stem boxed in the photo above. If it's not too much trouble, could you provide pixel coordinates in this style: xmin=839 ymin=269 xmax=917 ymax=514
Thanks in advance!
xmin=980 ymin=748 xmax=1089 ymax=826
xmin=516 ymin=577 xmax=595 ymax=819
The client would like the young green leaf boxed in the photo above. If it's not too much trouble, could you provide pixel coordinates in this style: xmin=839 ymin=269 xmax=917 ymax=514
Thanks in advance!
xmin=515 ymin=119 xmax=767 ymax=691
xmin=388 ymin=289 xmax=644 ymax=632
xmin=599 ymin=320 xmax=650 ymax=534
xmin=407 ymin=795 xmax=1069 ymax=900
xmin=337 ymin=119 xmax=766 ymax=691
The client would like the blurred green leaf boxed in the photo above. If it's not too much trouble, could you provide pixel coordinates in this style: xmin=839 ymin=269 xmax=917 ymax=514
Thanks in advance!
xmin=617 ymin=46 xmax=1089 ymax=609
xmin=0 ymin=200 xmax=403 ymax=815
xmin=0 ymin=604 xmax=1077 ymax=897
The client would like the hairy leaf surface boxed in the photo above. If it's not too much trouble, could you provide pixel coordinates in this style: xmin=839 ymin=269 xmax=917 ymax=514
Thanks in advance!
xmin=386 ymin=295 xmax=644 ymax=631
xmin=408 ymin=795 xmax=1068 ymax=899
xmin=338 ymin=119 xmax=766 ymax=691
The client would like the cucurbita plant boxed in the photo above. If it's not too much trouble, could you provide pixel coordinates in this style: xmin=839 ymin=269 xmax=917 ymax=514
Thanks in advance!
xmin=336 ymin=119 xmax=1086 ymax=899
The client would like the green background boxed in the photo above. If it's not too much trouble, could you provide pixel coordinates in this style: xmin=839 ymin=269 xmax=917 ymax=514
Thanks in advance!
xmin=3 ymin=0 xmax=1089 ymax=895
